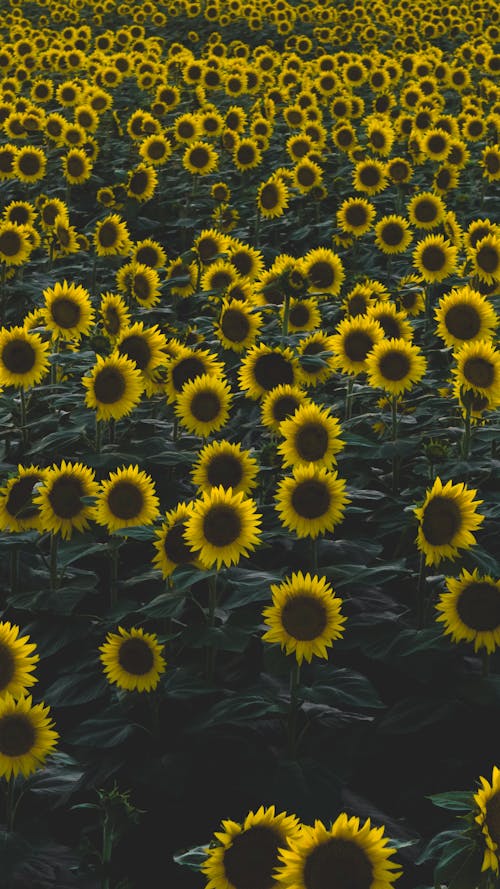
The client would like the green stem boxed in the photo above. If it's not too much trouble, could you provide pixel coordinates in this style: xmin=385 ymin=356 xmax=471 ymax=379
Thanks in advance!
xmin=416 ymin=551 xmax=427 ymax=629
xmin=95 ymin=417 xmax=103 ymax=454
xmin=461 ymin=397 xmax=472 ymax=460
xmin=481 ymin=650 xmax=490 ymax=678
xmin=50 ymin=534 xmax=59 ymax=591
xmin=10 ymin=548 xmax=19 ymax=596
xmin=287 ymin=661 xmax=301 ymax=759
xmin=19 ymin=388 xmax=28 ymax=448
xmin=109 ymin=538 xmax=119 ymax=608
xmin=281 ymin=291 xmax=291 ymax=340
xmin=254 ymin=208 xmax=261 ymax=248
xmin=345 ymin=376 xmax=354 ymax=421
xmin=0 ymin=262 xmax=6 ymax=325
xmin=391 ymin=394 xmax=399 ymax=494
xmin=205 ymin=573 xmax=218 ymax=682
xmin=101 ymin=812 xmax=114 ymax=889
xmin=310 ymin=537 xmax=318 ymax=574
xmin=90 ymin=254 xmax=98 ymax=299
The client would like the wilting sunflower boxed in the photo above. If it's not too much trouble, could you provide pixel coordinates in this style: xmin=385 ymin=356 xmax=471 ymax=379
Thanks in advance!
xmin=94 ymin=214 xmax=131 ymax=257
xmin=374 ymin=215 xmax=412 ymax=254
xmin=413 ymin=234 xmax=458 ymax=282
xmin=0 ymin=694 xmax=58 ymax=780
xmin=35 ymin=461 xmax=98 ymax=540
xmin=43 ymin=280 xmax=94 ymax=341
xmin=202 ymin=805 xmax=302 ymax=889
xmin=473 ymin=765 xmax=500 ymax=875
xmin=192 ymin=440 xmax=259 ymax=496
xmin=332 ymin=316 xmax=384 ymax=376
xmin=215 ymin=299 xmax=262 ymax=352
xmin=94 ymin=465 xmax=159 ymax=533
xmin=262 ymin=572 xmax=346 ymax=664
xmin=257 ymin=175 xmax=289 ymax=218
xmin=127 ymin=163 xmax=158 ymax=202
xmin=183 ymin=485 xmax=262 ymax=569
xmin=0 ymin=222 xmax=33 ymax=265
xmin=153 ymin=502 xmax=203 ymax=579
xmin=365 ymin=338 xmax=427 ymax=395
xmin=435 ymin=286 xmax=498 ymax=349
xmin=407 ymin=191 xmax=445 ymax=229
xmin=239 ymin=344 xmax=301 ymax=399
xmin=83 ymin=353 xmax=144 ymax=422
xmin=0 ymin=326 xmax=49 ymax=389
xmin=276 ymin=814 xmax=402 ymax=889
xmin=302 ymin=247 xmax=344 ymax=297
xmin=174 ymin=373 xmax=232 ymax=437
xmin=165 ymin=346 xmax=224 ymax=404
xmin=183 ymin=140 xmax=218 ymax=175
xmin=275 ymin=464 xmax=349 ymax=539
xmin=471 ymin=234 xmax=500 ymax=286
xmin=99 ymin=292 xmax=131 ymax=340
xmin=414 ymin=476 xmax=485 ymax=566
xmin=99 ymin=626 xmax=166 ymax=693
xmin=0 ymin=465 xmax=47 ymax=532
xmin=0 ymin=622 xmax=39 ymax=700
xmin=453 ymin=339 xmax=500 ymax=407
xmin=278 ymin=403 xmax=344 ymax=470
xmin=436 ymin=567 xmax=500 ymax=654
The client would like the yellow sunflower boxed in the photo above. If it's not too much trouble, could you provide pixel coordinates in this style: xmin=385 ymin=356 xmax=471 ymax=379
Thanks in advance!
xmin=352 ymin=158 xmax=388 ymax=195
xmin=82 ymin=353 xmax=144 ymax=422
xmin=239 ymin=344 xmax=301 ymax=400
xmin=257 ymin=175 xmax=289 ymax=218
xmin=99 ymin=292 xmax=131 ymax=340
xmin=116 ymin=322 xmax=168 ymax=380
xmin=297 ymin=332 xmax=338 ymax=387
xmin=435 ymin=286 xmax=498 ymax=349
xmin=12 ymin=146 xmax=46 ymax=183
xmin=164 ymin=346 xmax=224 ymax=404
xmin=152 ymin=502 xmax=203 ymax=579
xmin=99 ymin=626 xmax=166 ymax=693
xmin=174 ymin=373 xmax=232 ymax=437
xmin=275 ymin=464 xmax=350 ymax=539
xmin=407 ymin=191 xmax=445 ymax=229
xmin=35 ymin=461 xmax=98 ymax=540
xmin=278 ymin=403 xmax=344 ymax=470
xmin=132 ymin=238 xmax=167 ymax=270
xmin=43 ymin=280 xmax=94 ymax=342
xmin=215 ymin=299 xmax=262 ymax=353
xmin=261 ymin=385 xmax=310 ymax=434
xmin=473 ymin=765 xmax=500 ymax=875
xmin=94 ymin=214 xmax=131 ymax=257
xmin=366 ymin=302 xmax=413 ymax=341
xmin=0 ymin=465 xmax=47 ymax=532
xmin=192 ymin=440 xmax=259 ymax=496
xmin=0 ymin=326 xmax=50 ymax=389
xmin=183 ymin=140 xmax=219 ymax=175
xmin=127 ymin=163 xmax=158 ymax=202
xmin=414 ymin=476 xmax=485 ymax=566
xmin=202 ymin=805 xmax=302 ymax=889
xmin=62 ymin=148 xmax=92 ymax=184
xmin=276 ymin=813 xmax=402 ymax=889
xmin=331 ymin=316 xmax=384 ymax=376
xmin=302 ymin=247 xmax=344 ymax=297
xmin=262 ymin=572 xmax=346 ymax=664
xmin=0 ymin=694 xmax=58 ymax=779
xmin=365 ymin=338 xmax=427 ymax=395
xmin=453 ymin=339 xmax=500 ymax=407
xmin=412 ymin=234 xmax=458 ymax=282
xmin=471 ymin=234 xmax=500 ymax=286
xmin=374 ymin=215 xmax=412 ymax=254
xmin=0 ymin=621 xmax=39 ymax=700
xmin=94 ymin=465 xmax=160 ymax=533
xmin=183 ymin=486 xmax=262 ymax=569
xmin=436 ymin=567 xmax=500 ymax=654
xmin=0 ymin=222 xmax=33 ymax=266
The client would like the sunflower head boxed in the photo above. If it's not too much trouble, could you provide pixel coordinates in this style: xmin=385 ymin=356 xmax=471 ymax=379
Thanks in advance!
xmin=414 ymin=476 xmax=485 ymax=566
xmin=99 ymin=626 xmax=166 ymax=693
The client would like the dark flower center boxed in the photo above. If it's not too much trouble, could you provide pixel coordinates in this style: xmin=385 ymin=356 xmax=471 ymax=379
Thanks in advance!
xmin=118 ymin=637 xmax=154 ymax=675
xmin=370 ymin=130 xmax=386 ymax=149
xmin=345 ymin=204 xmax=368 ymax=226
xmin=303 ymin=837 xmax=373 ymax=889
xmin=291 ymin=138 xmax=310 ymax=158
xmin=389 ymin=160 xmax=409 ymax=181
xmin=67 ymin=155 xmax=85 ymax=177
xmin=428 ymin=134 xmax=447 ymax=154
xmin=485 ymin=152 xmax=500 ymax=175
xmin=172 ymin=356 xmax=207 ymax=392
xmin=237 ymin=145 xmax=256 ymax=166
xmin=136 ymin=246 xmax=158 ymax=267
xmin=98 ymin=221 xmax=119 ymax=248
xmin=381 ymin=222 xmax=405 ymax=246
xmin=281 ymin=594 xmax=327 ymax=640
xmin=347 ymin=295 xmax=367 ymax=316
xmin=0 ymin=714 xmax=36 ymax=757
xmin=189 ymin=146 xmax=210 ymax=168
xmin=359 ymin=165 xmax=380 ymax=186
xmin=2 ymin=339 xmax=35 ymax=374
xmin=94 ymin=367 xmax=126 ymax=404
xmin=133 ymin=273 xmax=152 ymax=301
xmin=18 ymin=151 xmax=42 ymax=176
xmin=231 ymin=251 xmax=254 ymax=278
xmin=444 ymin=304 xmax=481 ymax=339
xmin=104 ymin=306 xmax=121 ymax=335
xmin=118 ymin=335 xmax=151 ymax=371
xmin=206 ymin=454 xmax=243 ymax=489
xmin=379 ymin=350 xmax=411 ymax=381
xmin=476 ymin=244 xmax=499 ymax=274
xmin=414 ymin=199 xmax=439 ymax=223
xmin=147 ymin=139 xmax=167 ymax=160
xmin=223 ymin=826 xmax=281 ymax=889
xmin=377 ymin=315 xmax=401 ymax=338
xmin=468 ymin=120 xmax=483 ymax=136
xmin=129 ymin=170 xmax=150 ymax=195
xmin=49 ymin=476 xmax=84 ymax=519
xmin=0 ymin=643 xmax=15 ymax=691
xmin=6 ymin=473 xmax=41 ymax=518
xmin=290 ymin=304 xmax=310 ymax=327
xmin=295 ymin=422 xmax=329 ymax=461
xmin=210 ymin=270 xmax=233 ymax=290
xmin=291 ymin=480 xmax=331 ymax=518
xmin=107 ymin=481 xmax=144 ymax=520
xmin=190 ymin=391 xmax=221 ymax=422
xmin=344 ymin=331 xmax=373 ymax=362
xmin=336 ymin=127 xmax=354 ymax=147
xmin=221 ymin=308 xmax=250 ymax=342
xmin=308 ymin=261 xmax=335 ymax=289
xmin=0 ymin=149 xmax=15 ymax=174
xmin=421 ymin=495 xmax=462 ymax=545
xmin=456 ymin=582 xmax=500 ymax=631
xmin=163 ymin=520 xmax=193 ymax=564
xmin=463 ymin=356 xmax=495 ymax=388
xmin=273 ymin=395 xmax=301 ymax=423
xmin=485 ymin=792 xmax=500 ymax=847
xmin=50 ymin=297 xmax=81 ymax=329
xmin=420 ymin=244 xmax=446 ymax=271
xmin=297 ymin=165 xmax=316 ymax=186
xmin=203 ymin=504 xmax=241 ymax=546
xmin=260 ymin=183 xmax=280 ymax=210
xmin=253 ymin=353 xmax=295 ymax=389
xmin=0 ymin=230 xmax=22 ymax=257
xmin=9 ymin=207 xmax=30 ymax=226
xmin=436 ymin=168 xmax=452 ymax=190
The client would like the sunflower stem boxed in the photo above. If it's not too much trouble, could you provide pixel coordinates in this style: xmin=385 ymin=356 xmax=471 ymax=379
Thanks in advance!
xmin=95 ymin=417 xmax=103 ymax=454
xmin=416 ymin=551 xmax=427 ymax=629
xmin=90 ymin=253 xmax=98 ymax=299
xmin=345 ymin=377 xmax=354 ymax=421
xmin=108 ymin=419 xmax=116 ymax=446
xmin=461 ymin=398 xmax=472 ymax=460
xmin=310 ymin=537 xmax=318 ymax=574
xmin=205 ymin=572 xmax=218 ymax=682
xmin=109 ymin=537 xmax=120 ymax=609
xmin=481 ymin=650 xmax=490 ymax=678
xmin=0 ymin=262 xmax=6 ymax=325
xmin=281 ymin=291 xmax=290 ymax=340
xmin=101 ymin=810 xmax=114 ymax=889
xmin=10 ymin=547 xmax=19 ymax=595
xmin=50 ymin=534 xmax=59 ymax=591
xmin=391 ymin=394 xmax=400 ymax=494
xmin=287 ymin=661 xmax=301 ymax=759
xmin=19 ymin=388 xmax=28 ymax=448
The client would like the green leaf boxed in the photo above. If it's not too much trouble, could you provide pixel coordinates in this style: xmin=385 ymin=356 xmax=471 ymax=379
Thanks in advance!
xmin=428 ymin=791 xmax=474 ymax=812
xmin=416 ymin=829 xmax=464 ymax=865
xmin=173 ymin=844 xmax=208 ymax=870
xmin=378 ymin=696 xmax=458 ymax=734
xmin=434 ymin=838 xmax=477 ymax=883
xmin=69 ymin=714 xmax=138 ymax=748
xmin=188 ymin=692 xmax=286 ymax=731
xmin=44 ymin=670 xmax=108 ymax=707
xmin=303 ymin=667 xmax=384 ymax=710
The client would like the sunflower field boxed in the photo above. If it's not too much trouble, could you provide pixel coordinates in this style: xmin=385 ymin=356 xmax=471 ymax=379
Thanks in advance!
xmin=0 ymin=0 xmax=500 ymax=886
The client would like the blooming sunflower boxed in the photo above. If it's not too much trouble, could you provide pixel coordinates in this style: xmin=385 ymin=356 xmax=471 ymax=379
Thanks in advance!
xmin=263 ymin=572 xmax=346 ymax=664
xmin=278 ymin=403 xmax=344 ymax=470
xmin=435 ymin=286 xmax=498 ymax=349
xmin=0 ymin=222 xmax=33 ymax=266
xmin=407 ymin=191 xmax=445 ymax=230
xmin=436 ymin=567 xmax=500 ymax=654
xmin=0 ymin=326 xmax=49 ymax=389
xmin=414 ymin=477 xmax=485 ymax=566
xmin=473 ymin=765 xmax=500 ymax=875
xmin=365 ymin=338 xmax=427 ymax=395
xmin=62 ymin=148 xmax=92 ymax=184
xmin=215 ymin=299 xmax=262 ymax=353
xmin=471 ymin=234 xmax=500 ymax=286
xmin=99 ymin=626 xmax=166 ymax=693
xmin=139 ymin=132 xmax=172 ymax=166
xmin=192 ymin=440 xmax=259 ymax=496
xmin=276 ymin=814 xmax=402 ymax=889
xmin=165 ymin=346 xmax=224 ymax=404
xmin=94 ymin=465 xmax=160 ymax=533
xmin=0 ymin=622 xmax=39 ymax=700
xmin=43 ymin=280 xmax=94 ymax=342
xmin=183 ymin=141 xmax=219 ymax=175
xmin=35 ymin=461 xmax=98 ymax=540
xmin=453 ymin=339 xmax=500 ymax=407
xmin=202 ymin=806 xmax=302 ymax=889
xmin=302 ymin=247 xmax=344 ymax=297
xmin=0 ymin=465 xmax=47 ymax=532
xmin=94 ymin=214 xmax=131 ymax=257
xmin=239 ymin=344 xmax=301 ymax=400
xmin=82 ymin=353 xmax=144 ymax=422
xmin=257 ymin=175 xmax=289 ymax=218
xmin=261 ymin=385 xmax=310 ymax=434
xmin=352 ymin=158 xmax=388 ymax=195
xmin=297 ymin=332 xmax=338 ymax=387
xmin=412 ymin=234 xmax=458 ymax=283
xmin=374 ymin=215 xmax=412 ymax=254
xmin=366 ymin=302 xmax=413 ymax=341
xmin=116 ymin=322 xmax=167 ymax=381
xmin=0 ymin=694 xmax=58 ymax=780
xmin=127 ymin=163 xmax=158 ymax=201
xmin=99 ymin=292 xmax=131 ymax=340
xmin=174 ymin=373 xmax=232 ymax=437
xmin=132 ymin=238 xmax=167 ymax=270
xmin=12 ymin=146 xmax=46 ymax=183
xmin=183 ymin=486 xmax=262 ymax=569
xmin=331 ymin=316 xmax=384 ymax=376
xmin=153 ymin=502 xmax=203 ymax=579
xmin=275 ymin=464 xmax=349 ymax=539
xmin=293 ymin=158 xmax=323 ymax=193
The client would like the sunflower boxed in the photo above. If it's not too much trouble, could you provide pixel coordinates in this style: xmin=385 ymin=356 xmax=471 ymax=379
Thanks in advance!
xmin=129 ymin=263 xmax=162 ymax=309
xmin=414 ymin=476 xmax=485 ymax=566
xmin=192 ymin=440 xmax=259 ymax=496
xmin=139 ymin=132 xmax=172 ymax=166
xmin=278 ymin=403 xmax=345 ymax=470
xmin=184 ymin=486 xmax=262 ymax=569
xmin=94 ymin=465 xmax=159 ymax=533
xmin=127 ymin=163 xmax=157 ymax=201
xmin=183 ymin=141 xmax=218 ymax=175
xmin=99 ymin=292 xmax=131 ymax=340
xmin=366 ymin=302 xmax=413 ymax=341
xmin=165 ymin=346 xmax=223 ymax=404
xmin=302 ymin=247 xmax=344 ymax=297
xmin=0 ymin=144 xmax=17 ymax=181
xmin=132 ymin=239 xmax=167 ymax=270
xmin=174 ymin=373 xmax=232 ymax=437
xmin=337 ymin=197 xmax=375 ymax=236
xmin=286 ymin=298 xmax=321 ymax=333
xmin=352 ymin=158 xmax=388 ymax=195
xmin=0 ymin=327 xmax=49 ymax=390
xmin=275 ymin=464 xmax=349 ymax=539
xmin=232 ymin=138 xmax=262 ymax=172
xmin=331 ymin=316 xmax=384 ymax=377
xmin=215 ymin=299 xmax=262 ymax=353
xmin=0 ymin=622 xmax=38 ymax=700
xmin=43 ymin=280 xmax=94 ymax=342
xmin=292 ymin=158 xmax=323 ymax=193
xmin=62 ymin=148 xmax=92 ymax=184
xmin=257 ymin=175 xmax=289 ymax=218
xmin=436 ymin=568 xmax=500 ymax=655
xmin=407 ymin=192 xmax=445 ymax=230
xmin=116 ymin=322 xmax=167 ymax=378
xmin=99 ymin=626 xmax=166 ymax=693
xmin=365 ymin=338 xmax=427 ymax=395
xmin=35 ymin=461 xmax=98 ymax=540
xmin=0 ymin=222 xmax=32 ymax=266
xmin=3 ymin=201 xmax=37 ymax=229
xmin=0 ymin=694 xmax=58 ymax=780
xmin=473 ymin=765 xmax=500 ymax=875
xmin=262 ymin=572 xmax=346 ymax=664
xmin=386 ymin=156 xmax=413 ymax=184
xmin=481 ymin=144 xmax=500 ymax=183
xmin=435 ymin=286 xmax=498 ymax=349
xmin=276 ymin=814 xmax=402 ymax=889
xmin=420 ymin=127 xmax=450 ymax=161
xmin=153 ymin=502 xmax=203 ymax=579
xmin=228 ymin=241 xmax=265 ymax=281
xmin=261 ymin=385 xmax=310 ymax=434
xmin=239 ymin=344 xmax=301 ymax=400
xmin=12 ymin=146 xmax=46 ymax=183
xmin=471 ymin=235 xmax=500 ymax=286
xmin=202 ymin=806 xmax=302 ymax=889
xmin=194 ymin=228 xmax=230 ymax=266
xmin=201 ymin=259 xmax=239 ymax=295
xmin=0 ymin=465 xmax=47 ymax=532
xmin=38 ymin=197 xmax=69 ymax=231
xmin=453 ymin=339 xmax=500 ymax=407
xmin=373 ymin=215 xmax=412 ymax=254
xmin=82 ymin=353 xmax=144 ymax=422
xmin=94 ymin=214 xmax=131 ymax=257
xmin=297 ymin=331 xmax=338 ymax=387
xmin=412 ymin=234 xmax=458 ymax=282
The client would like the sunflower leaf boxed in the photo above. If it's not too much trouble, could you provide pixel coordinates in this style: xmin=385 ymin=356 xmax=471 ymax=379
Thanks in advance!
xmin=427 ymin=791 xmax=474 ymax=812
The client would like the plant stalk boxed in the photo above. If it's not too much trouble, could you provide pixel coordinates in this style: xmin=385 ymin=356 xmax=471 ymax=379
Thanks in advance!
xmin=287 ymin=661 xmax=301 ymax=759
